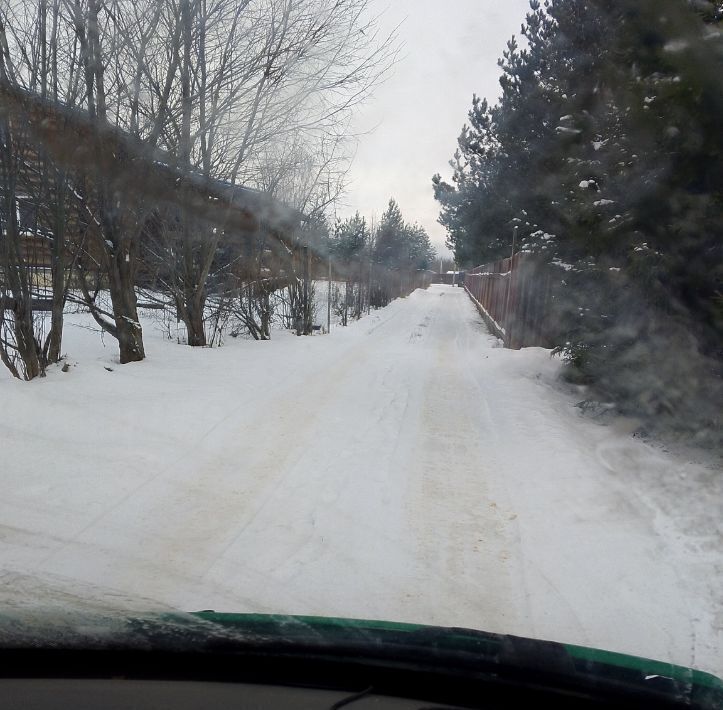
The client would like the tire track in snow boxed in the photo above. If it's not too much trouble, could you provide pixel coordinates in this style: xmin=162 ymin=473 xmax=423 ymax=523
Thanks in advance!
xmin=447 ymin=293 xmax=537 ymax=634
xmin=402 ymin=289 xmax=517 ymax=632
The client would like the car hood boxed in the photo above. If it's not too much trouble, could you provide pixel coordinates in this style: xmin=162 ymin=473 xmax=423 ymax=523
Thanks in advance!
xmin=0 ymin=610 xmax=720 ymax=709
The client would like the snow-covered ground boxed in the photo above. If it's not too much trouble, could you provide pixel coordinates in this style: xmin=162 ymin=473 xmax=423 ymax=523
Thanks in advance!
xmin=1 ymin=284 xmax=721 ymax=674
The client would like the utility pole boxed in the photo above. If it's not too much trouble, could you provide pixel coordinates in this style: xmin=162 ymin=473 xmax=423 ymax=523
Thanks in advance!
xmin=327 ymin=254 xmax=331 ymax=334
xmin=503 ymin=225 xmax=519 ymax=346
xmin=367 ymin=258 xmax=373 ymax=315
xmin=302 ymin=244 xmax=309 ymax=335
xmin=368 ymin=215 xmax=376 ymax=315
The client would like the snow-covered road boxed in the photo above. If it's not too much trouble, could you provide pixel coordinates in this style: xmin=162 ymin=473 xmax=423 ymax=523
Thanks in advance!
xmin=1 ymin=285 xmax=721 ymax=673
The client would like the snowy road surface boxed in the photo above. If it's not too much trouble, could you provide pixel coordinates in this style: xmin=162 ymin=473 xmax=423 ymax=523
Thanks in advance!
xmin=1 ymin=285 xmax=721 ymax=674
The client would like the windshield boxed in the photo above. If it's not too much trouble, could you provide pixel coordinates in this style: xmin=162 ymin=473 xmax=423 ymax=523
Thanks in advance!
xmin=0 ymin=0 xmax=721 ymax=684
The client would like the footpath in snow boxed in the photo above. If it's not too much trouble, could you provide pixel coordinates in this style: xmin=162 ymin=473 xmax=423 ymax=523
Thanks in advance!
xmin=1 ymin=284 xmax=720 ymax=674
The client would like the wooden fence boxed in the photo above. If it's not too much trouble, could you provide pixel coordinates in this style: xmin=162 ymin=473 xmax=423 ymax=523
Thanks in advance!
xmin=464 ymin=253 xmax=554 ymax=349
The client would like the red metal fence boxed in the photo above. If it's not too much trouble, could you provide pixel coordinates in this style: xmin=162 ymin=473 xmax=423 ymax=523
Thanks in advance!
xmin=464 ymin=253 xmax=554 ymax=349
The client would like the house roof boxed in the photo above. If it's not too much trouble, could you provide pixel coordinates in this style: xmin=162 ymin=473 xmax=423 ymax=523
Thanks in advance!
xmin=0 ymin=80 xmax=302 ymax=249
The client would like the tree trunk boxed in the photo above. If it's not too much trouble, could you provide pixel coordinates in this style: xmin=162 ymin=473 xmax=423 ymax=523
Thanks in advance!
xmin=108 ymin=250 xmax=144 ymax=363
xmin=46 ymin=173 xmax=68 ymax=364
xmin=343 ymin=280 xmax=349 ymax=326
xmin=46 ymin=288 xmax=64 ymax=363
xmin=12 ymin=300 xmax=43 ymax=379
xmin=184 ymin=293 xmax=207 ymax=346
xmin=78 ymin=0 xmax=145 ymax=365
xmin=0 ymin=115 xmax=44 ymax=380
xmin=260 ymin=291 xmax=271 ymax=339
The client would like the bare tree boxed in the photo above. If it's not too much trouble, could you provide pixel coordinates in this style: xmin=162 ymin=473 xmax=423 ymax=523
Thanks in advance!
xmin=0 ymin=0 xmax=151 ymax=364
xmin=1 ymin=0 xmax=397 ymax=368
xmin=139 ymin=0 xmax=397 ymax=346
xmin=0 ymin=117 xmax=43 ymax=379
xmin=0 ymin=1 xmax=81 ymax=377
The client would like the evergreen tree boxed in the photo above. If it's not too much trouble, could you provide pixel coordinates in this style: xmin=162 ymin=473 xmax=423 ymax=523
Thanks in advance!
xmin=374 ymin=198 xmax=435 ymax=269
xmin=374 ymin=198 xmax=407 ymax=267
xmin=405 ymin=223 xmax=436 ymax=270
xmin=331 ymin=213 xmax=369 ymax=262
xmin=433 ymin=0 xmax=722 ymax=440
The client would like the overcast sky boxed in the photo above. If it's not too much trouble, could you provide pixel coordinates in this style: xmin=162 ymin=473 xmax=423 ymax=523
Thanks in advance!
xmin=338 ymin=0 xmax=531 ymax=256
